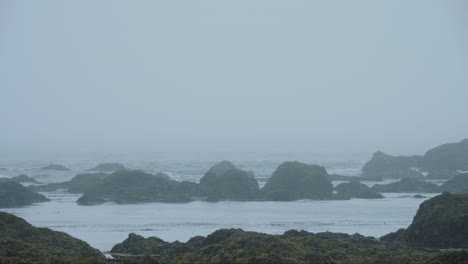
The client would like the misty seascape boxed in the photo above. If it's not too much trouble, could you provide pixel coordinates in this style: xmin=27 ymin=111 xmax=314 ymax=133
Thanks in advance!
xmin=1 ymin=0 xmax=467 ymax=263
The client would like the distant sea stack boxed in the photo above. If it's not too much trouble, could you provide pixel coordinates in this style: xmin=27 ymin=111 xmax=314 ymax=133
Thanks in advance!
xmin=362 ymin=138 xmax=468 ymax=180
xmin=0 ymin=181 xmax=49 ymax=207
xmin=0 ymin=174 xmax=40 ymax=184
xmin=40 ymin=164 xmax=69 ymax=171
xmin=335 ymin=181 xmax=384 ymax=199
xmin=199 ymin=161 xmax=260 ymax=201
xmin=262 ymin=162 xmax=334 ymax=201
xmin=381 ymin=192 xmax=468 ymax=248
xmin=87 ymin=162 xmax=126 ymax=172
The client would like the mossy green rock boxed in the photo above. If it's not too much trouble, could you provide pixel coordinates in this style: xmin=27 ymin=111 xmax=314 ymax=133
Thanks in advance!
xmin=0 ymin=212 xmax=104 ymax=263
xmin=262 ymin=162 xmax=334 ymax=200
xmin=0 ymin=181 xmax=49 ymax=208
xmin=382 ymin=192 xmax=468 ymax=248
xmin=112 ymin=228 xmax=435 ymax=264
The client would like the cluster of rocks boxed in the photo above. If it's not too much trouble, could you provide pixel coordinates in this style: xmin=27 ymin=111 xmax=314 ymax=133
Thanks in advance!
xmin=2 ymin=192 xmax=467 ymax=263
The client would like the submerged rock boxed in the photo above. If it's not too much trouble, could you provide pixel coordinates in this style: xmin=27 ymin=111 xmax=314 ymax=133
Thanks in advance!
xmin=382 ymin=192 xmax=468 ymax=248
xmin=262 ymin=162 xmax=334 ymax=201
xmin=40 ymin=164 xmax=69 ymax=171
xmin=0 ymin=181 xmax=49 ymax=208
xmin=88 ymin=162 xmax=126 ymax=172
xmin=0 ymin=211 xmax=104 ymax=263
xmin=371 ymin=178 xmax=440 ymax=193
xmin=335 ymin=181 xmax=384 ymax=199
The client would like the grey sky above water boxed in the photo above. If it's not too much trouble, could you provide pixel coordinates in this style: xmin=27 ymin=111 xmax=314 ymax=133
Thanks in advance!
xmin=1 ymin=0 xmax=467 ymax=156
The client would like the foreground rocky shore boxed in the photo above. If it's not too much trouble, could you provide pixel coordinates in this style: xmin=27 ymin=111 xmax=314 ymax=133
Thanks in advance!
xmin=1 ymin=192 xmax=467 ymax=264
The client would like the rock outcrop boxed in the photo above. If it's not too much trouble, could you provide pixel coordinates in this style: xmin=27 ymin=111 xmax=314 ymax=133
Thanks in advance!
xmin=262 ymin=162 xmax=334 ymax=201
xmin=0 ymin=212 xmax=104 ymax=263
xmin=361 ymin=151 xmax=423 ymax=180
xmin=362 ymin=138 xmax=468 ymax=180
xmin=40 ymin=164 xmax=70 ymax=171
xmin=371 ymin=178 xmax=440 ymax=193
xmin=77 ymin=170 xmax=195 ymax=204
xmin=199 ymin=161 xmax=260 ymax=201
xmin=335 ymin=181 xmax=384 ymax=199
xmin=381 ymin=192 xmax=468 ymax=248
xmin=0 ymin=174 xmax=40 ymax=184
xmin=440 ymin=173 xmax=468 ymax=194
xmin=111 ymin=228 xmax=435 ymax=264
xmin=0 ymin=181 xmax=49 ymax=207
xmin=88 ymin=163 xmax=126 ymax=172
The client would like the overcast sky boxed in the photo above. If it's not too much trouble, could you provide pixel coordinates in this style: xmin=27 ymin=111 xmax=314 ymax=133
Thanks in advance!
xmin=1 ymin=0 xmax=467 ymax=156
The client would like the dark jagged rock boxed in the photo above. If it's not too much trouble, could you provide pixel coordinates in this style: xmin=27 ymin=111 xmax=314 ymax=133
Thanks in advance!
xmin=363 ymin=138 xmax=468 ymax=180
xmin=262 ymin=162 xmax=334 ymax=201
xmin=381 ymin=192 xmax=468 ymax=248
xmin=371 ymin=178 xmax=441 ymax=193
xmin=361 ymin=151 xmax=423 ymax=179
xmin=88 ymin=162 xmax=126 ymax=172
xmin=199 ymin=161 xmax=260 ymax=201
xmin=421 ymin=138 xmax=468 ymax=171
xmin=40 ymin=164 xmax=70 ymax=171
xmin=335 ymin=181 xmax=384 ymax=199
xmin=0 ymin=181 xmax=49 ymax=207
xmin=77 ymin=170 xmax=194 ymax=204
xmin=77 ymin=193 xmax=106 ymax=205
xmin=112 ymin=228 xmax=435 ymax=264
xmin=440 ymin=173 xmax=468 ymax=194
xmin=0 ymin=212 xmax=104 ymax=263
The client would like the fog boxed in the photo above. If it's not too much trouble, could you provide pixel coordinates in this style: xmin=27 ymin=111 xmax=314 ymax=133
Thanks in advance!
xmin=1 ymin=0 xmax=467 ymax=156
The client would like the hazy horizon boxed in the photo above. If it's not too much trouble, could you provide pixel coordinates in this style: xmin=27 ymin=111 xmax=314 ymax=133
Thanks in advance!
xmin=2 ymin=0 xmax=468 ymax=156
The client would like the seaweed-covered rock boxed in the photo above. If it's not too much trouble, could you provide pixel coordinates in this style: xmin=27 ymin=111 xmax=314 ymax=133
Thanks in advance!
xmin=423 ymin=251 xmax=468 ymax=264
xmin=371 ymin=178 xmax=440 ymax=193
xmin=440 ymin=173 xmax=468 ymax=194
xmin=381 ymin=192 xmax=468 ymax=248
xmin=88 ymin=163 xmax=126 ymax=172
xmin=199 ymin=161 xmax=260 ymax=201
xmin=335 ymin=181 xmax=384 ymax=199
xmin=0 ymin=181 xmax=49 ymax=207
xmin=113 ymin=228 xmax=435 ymax=264
xmin=361 ymin=151 xmax=423 ymax=179
xmin=0 ymin=212 xmax=104 ymax=263
xmin=40 ymin=164 xmax=70 ymax=171
xmin=262 ymin=162 xmax=334 ymax=201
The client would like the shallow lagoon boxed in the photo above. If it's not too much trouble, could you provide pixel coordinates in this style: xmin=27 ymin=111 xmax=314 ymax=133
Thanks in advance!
xmin=3 ymin=191 xmax=438 ymax=251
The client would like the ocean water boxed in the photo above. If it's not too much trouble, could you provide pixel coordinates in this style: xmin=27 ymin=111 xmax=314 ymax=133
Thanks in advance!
xmin=0 ymin=152 xmax=440 ymax=251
